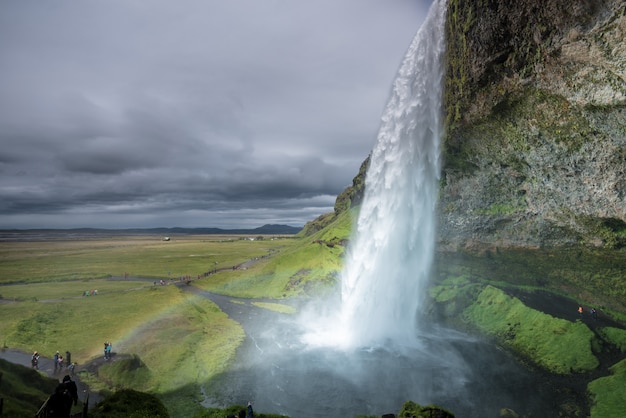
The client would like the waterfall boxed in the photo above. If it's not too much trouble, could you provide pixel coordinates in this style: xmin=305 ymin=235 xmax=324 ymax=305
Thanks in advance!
xmin=301 ymin=0 xmax=446 ymax=349
xmin=338 ymin=0 xmax=447 ymax=348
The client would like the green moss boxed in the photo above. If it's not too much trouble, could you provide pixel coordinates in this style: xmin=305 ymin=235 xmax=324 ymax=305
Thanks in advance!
xmin=97 ymin=355 xmax=153 ymax=392
xmin=597 ymin=327 xmax=626 ymax=353
xmin=477 ymin=202 xmax=519 ymax=215
xmin=399 ymin=400 xmax=455 ymax=418
xmin=464 ymin=286 xmax=599 ymax=374
xmin=588 ymin=359 xmax=626 ymax=418
xmin=0 ymin=358 xmax=60 ymax=417
xmin=434 ymin=248 xmax=626 ymax=316
xmin=193 ymin=405 xmax=288 ymax=418
xmin=90 ymin=389 xmax=169 ymax=418
xmin=252 ymin=301 xmax=296 ymax=314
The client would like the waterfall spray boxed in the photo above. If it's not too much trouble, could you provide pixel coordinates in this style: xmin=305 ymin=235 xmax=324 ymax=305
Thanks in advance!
xmin=303 ymin=0 xmax=447 ymax=349
xmin=212 ymin=3 xmax=557 ymax=415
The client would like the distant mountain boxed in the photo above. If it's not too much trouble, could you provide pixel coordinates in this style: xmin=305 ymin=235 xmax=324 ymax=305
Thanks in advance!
xmin=129 ymin=224 xmax=302 ymax=235
xmin=0 ymin=224 xmax=302 ymax=241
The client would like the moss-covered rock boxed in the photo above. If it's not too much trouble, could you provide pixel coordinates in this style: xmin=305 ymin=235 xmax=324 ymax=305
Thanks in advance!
xmin=90 ymin=388 xmax=169 ymax=418
xmin=398 ymin=400 xmax=455 ymax=418
xmin=440 ymin=0 xmax=626 ymax=250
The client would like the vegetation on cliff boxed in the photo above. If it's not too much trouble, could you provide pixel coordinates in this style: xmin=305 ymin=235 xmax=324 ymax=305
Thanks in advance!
xmin=441 ymin=0 xmax=626 ymax=249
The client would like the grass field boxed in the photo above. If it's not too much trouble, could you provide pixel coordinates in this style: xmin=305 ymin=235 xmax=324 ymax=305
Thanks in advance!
xmin=0 ymin=235 xmax=295 ymax=284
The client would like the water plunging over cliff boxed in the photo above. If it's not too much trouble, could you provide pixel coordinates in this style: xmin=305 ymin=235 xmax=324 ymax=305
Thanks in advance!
xmin=206 ymin=3 xmax=563 ymax=415
xmin=304 ymin=0 xmax=447 ymax=349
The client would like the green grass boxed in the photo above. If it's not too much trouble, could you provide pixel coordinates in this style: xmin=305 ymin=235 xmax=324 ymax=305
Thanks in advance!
xmin=0 ymin=279 xmax=151 ymax=301
xmin=192 ymin=405 xmax=288 ymax=418
xmin=588 ymin=359 xmax=626 ymax=418
xmin=0 ymin=283 xmax=244 ymax=417
xmin=597 ymin=327 xmax=626 ymax=352
xmin=195 ymin=210 xmax=352 ymax=299
xmin=252 ymin=302 xmax=296 ymax=314
xmin=434 ymin=247 xmax=626 ymax=315
xmin=0 ymin=358 xmax=60 ymax=417
xmin=0 ymin=235 xmax=293 ymax=284
xmin=464 ymin=285 xmax=599 ymax=374
xmin=89 ymin=388 xmax=169 ymax=418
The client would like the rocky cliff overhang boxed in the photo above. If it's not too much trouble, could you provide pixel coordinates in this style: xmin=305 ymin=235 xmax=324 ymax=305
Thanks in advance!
xmin=440 ymin=0 xmax=626 ymax=250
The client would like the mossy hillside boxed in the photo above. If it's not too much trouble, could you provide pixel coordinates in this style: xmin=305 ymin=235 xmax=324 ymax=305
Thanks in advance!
xmin=587 ymin=358 xmax=626 ymax=418
xmin=597 ymin=327 xmax=626 ymax=353
xmin=428 ymin=275 xmax=483 ymax=319
xmin=1 ymin=283 xmax=244 ymax=418
xmin=398 ymin=401 xmax=455 ymax=418
xmin=464 ymin=285 xmax=599 ymax=374
xmin=106 ymin=293 xmax=244 ymax=393
xmin=192 ymin=405 xmax=288 ymax=418
xmin=197 ymin=209 xmax=355 ymax=299
xmin=434 ymin=247 xmax=626 ymax=317
xmin=89 ymin=388 xmax=170 ymax=418
xmin=300 ymin=156 xmax=368 ymax=237
xmin=0 ymin=358 xmax=59 ymax=417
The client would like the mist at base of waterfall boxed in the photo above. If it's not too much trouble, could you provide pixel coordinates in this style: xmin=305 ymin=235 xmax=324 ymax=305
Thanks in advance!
xmin=203 ymin=315 xmax=556 ymax=418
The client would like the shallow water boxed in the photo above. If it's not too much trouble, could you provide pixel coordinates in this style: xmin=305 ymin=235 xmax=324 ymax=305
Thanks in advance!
xmin=202 ymin=312 xmax=556 ymax=418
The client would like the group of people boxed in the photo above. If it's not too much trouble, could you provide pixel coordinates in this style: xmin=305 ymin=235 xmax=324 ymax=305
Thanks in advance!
xmin=578 ymin=305 xmax=598 ymax=320
xmin=53 ymin=350 xmax=76 ymax=374
xmin=31 ymin=350 xmax=75 ymax=375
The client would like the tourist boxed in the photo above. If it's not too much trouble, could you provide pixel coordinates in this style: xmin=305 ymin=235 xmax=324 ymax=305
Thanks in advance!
xmin=68 ymin=362 xmax=76 ymax=376
xmin=578 ymin=305 xmax=583 ymax=317
xmin=54 ymin=350 xmax=60 ymax=372
xmin=31 ymin=351 xmax=39 ymax=369
xmin=244 ymin=401 xmax=254 ymax=418
xmin=46 ymin=375 xmax=78 ymax=418
xmin=104 ymin=341 xmax=112 ymax=359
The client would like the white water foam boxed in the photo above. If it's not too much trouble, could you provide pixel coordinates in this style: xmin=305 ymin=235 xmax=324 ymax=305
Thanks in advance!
xmin=303 ymin=0 xmax=447 ymax=350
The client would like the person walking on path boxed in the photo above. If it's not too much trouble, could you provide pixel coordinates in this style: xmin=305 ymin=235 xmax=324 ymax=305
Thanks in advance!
xmin=31 ymin=351 xmax=40 ymax=369
xmin=54 ymin=350 xmax=60 ymax=372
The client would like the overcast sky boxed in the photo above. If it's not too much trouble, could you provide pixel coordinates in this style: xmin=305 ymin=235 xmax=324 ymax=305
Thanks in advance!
xmin=0 ymin=0 xmax=431 ymax=230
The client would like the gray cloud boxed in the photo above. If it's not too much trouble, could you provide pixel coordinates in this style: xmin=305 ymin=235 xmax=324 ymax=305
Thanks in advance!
xmin=0 ymin=0 xmax=432 ymax=229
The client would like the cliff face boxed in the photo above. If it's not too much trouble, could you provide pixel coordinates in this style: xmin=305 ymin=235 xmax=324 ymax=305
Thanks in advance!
xmin=441 ymin=0 xmax=626 ymax=250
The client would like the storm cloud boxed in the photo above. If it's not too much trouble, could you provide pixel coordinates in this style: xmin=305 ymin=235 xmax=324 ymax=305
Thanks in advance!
xmin=0 ymin=0 xmax=431 ymax=229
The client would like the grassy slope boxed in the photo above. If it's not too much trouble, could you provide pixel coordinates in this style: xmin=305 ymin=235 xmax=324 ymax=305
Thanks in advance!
xmin=194 ymin=209 xmax=354 ymax=299
xmin=0 ymin=283 xmax=244 ymax=418
xmin=0 ymin=358 xmax=59 ymax=417
xmin=431 ymin=277 xmax=626 ymax=417
xmin=464 ymin=285 xmax=599 ymax=374
xmin=588 ymin=359 xmax=626 ymax=418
